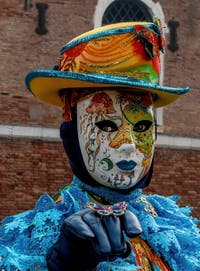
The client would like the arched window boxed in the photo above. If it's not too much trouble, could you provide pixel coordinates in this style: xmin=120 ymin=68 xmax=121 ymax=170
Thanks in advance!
xmin=102 ymin=0 xmax=153 ymax=25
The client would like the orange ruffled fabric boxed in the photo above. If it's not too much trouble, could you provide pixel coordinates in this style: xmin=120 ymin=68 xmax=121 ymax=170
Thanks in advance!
xmin=130 ymin=237 xmax=171 ymax=271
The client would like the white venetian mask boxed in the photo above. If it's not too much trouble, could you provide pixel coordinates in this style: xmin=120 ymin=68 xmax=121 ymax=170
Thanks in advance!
xmin=77 ymin=90 xmax=155 ymax=189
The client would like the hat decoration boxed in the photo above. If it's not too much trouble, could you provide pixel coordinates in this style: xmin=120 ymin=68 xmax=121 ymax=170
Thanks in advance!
xmin=25 ymin=16 xmax=189 ymax=111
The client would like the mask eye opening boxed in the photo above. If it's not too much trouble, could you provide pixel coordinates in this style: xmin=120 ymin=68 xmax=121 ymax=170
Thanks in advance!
xmin=133 ymin=120 xmax=153 ymax=133
xmin=95 ymin=120 xmax=118 ymax=132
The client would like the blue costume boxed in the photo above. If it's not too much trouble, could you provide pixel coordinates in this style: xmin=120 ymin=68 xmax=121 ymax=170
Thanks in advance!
xmin=0 ymin=176 xmax=199 ymax=270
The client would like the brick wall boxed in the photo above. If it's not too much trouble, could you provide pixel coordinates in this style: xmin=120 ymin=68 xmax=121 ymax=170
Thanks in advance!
xmin=145 ymin=148 xmax=200 ymax=219
xmin=0 ymin=0 xmax=95 ymax=128
xmin=0 ymin=138 xmax=199 ymax=220
xmin=160 ymin=0 xmax=200 ymax=137
xmin=0 ymin=137 xmax=73 ymax=219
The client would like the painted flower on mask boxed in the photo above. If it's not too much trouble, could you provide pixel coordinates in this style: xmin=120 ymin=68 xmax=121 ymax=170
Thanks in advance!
xmin=86 ymin=92 xmax=116 ymax=114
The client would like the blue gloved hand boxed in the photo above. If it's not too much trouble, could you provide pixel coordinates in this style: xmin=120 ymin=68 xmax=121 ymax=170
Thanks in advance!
xmin=64 ymin=207 xmax=141 ymax=255
xmin=46 ymin=207 xmax=142 ymax=271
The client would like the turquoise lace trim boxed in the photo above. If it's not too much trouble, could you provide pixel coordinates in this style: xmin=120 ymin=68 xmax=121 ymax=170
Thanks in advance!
xmin=0 ymin=176 xmax=199 ymax=271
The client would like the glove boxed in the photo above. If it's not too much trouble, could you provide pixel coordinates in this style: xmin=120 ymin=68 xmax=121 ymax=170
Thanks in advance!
xmin=46 ymin=207 xmax=142 ymax=271
xmin=65 ymin=207 xmax=142 ymax=255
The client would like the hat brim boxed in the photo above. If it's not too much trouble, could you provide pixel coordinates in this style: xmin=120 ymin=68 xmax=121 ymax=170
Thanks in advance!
xmin=25 ymin=70 xmax=189 ymax=108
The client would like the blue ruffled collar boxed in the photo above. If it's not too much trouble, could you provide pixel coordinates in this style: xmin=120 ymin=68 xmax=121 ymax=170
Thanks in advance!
xmin=72 ymin=175 xmax=142 ymax=203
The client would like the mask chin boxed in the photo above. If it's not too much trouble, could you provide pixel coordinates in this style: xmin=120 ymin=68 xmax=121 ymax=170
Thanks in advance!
xmin=116 ymin=158 xmax=154 ymax=194
xmin=60 ymin=120 xmax=154 ymax=192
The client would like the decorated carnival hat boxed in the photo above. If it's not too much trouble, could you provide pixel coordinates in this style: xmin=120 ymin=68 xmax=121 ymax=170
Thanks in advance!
xmin=25 ymin=17 xmax=189 ymax=108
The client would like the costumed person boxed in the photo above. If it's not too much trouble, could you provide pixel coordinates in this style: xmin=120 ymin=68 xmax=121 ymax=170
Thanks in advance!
xmin=0 ymin=17 xmax=199 ymax=271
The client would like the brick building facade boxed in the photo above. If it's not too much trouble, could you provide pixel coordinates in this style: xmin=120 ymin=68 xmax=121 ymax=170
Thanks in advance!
xmin=0 ymin=0 xmax=199 ymax=220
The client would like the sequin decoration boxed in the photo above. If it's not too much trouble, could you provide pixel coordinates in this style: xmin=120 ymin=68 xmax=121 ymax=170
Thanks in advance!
xmin=86 ymin=201 xmax=128 ymax=216
xmin=136 ymin=197 xmax=158 ymax=217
